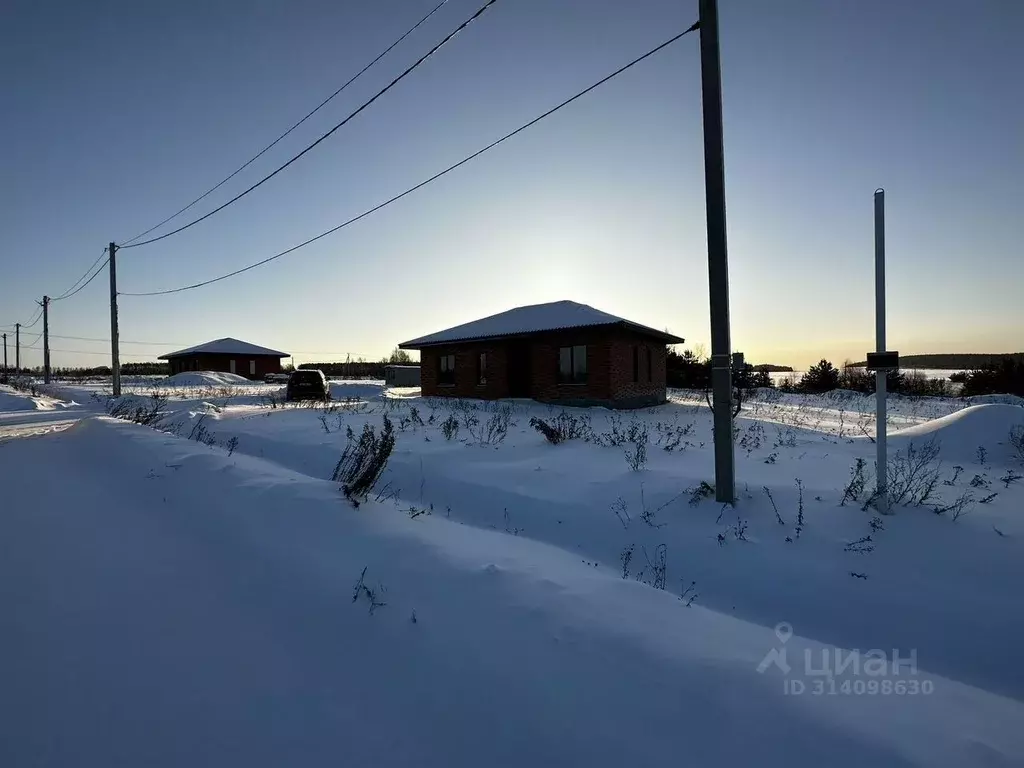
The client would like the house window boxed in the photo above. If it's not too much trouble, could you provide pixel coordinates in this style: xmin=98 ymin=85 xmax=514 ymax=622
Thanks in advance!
xmin=478 ymin=352 xmax=487 ymax=385
xmin=632 ymin=346 xmax=640 ymax=383
xmin=250 ymin=360 xmax=256 ymax=376
xmin=438 ymin=353 xmax=456 ymax=385
xmin=646 ymin=346 xmax=653 ymax=382
xmin=229 ymin=359 xmax=236 ymax=374
xmin=558 ymin=345 xmax=587 ymax=384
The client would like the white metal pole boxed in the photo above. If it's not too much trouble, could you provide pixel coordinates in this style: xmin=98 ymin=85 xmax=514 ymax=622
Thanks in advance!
xmin=874 ymin=189 xmax=887 ymax=513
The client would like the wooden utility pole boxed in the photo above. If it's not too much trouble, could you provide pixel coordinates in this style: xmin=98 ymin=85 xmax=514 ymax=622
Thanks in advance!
xmin=42 ymin=296 xmax=51 ymax=384
xmin=109 ymin=242 xmax=121 ymax=397
xmin=2 ymin=332 xmax=7 ymax=375
xmin=15 ymin=323 xmax=20 ymax=373
xmin=699 ymin=0 xmax=736 ymax=503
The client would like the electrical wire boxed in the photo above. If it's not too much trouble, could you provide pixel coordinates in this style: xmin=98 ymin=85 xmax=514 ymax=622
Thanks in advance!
xmin=17 ymin=307 xmax=45 ymax=330
xmin=118 ymin=0 xmax=450 ymax=247
xmin=49 ymin=255 xmax=110 ymax=303
xmin=121 ymin=0 xmax=501 ymax=251
xmin=122 ymin=23 xmax=699 ymax=297
xmin=50 ymin=247 xmax=109 ymax=301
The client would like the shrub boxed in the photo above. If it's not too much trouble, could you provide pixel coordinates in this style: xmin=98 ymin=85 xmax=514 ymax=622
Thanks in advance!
xmin=333 ymin=415 xmax=396 ymax=502
xmin=1011 ymin=426 xmax=1024 ymax=465
xmin=530 ymin=411 xmax=591 ymax=444
xmin=961 ymin=358 xmax=1024 ymax=397
xmin=440 ymin=413 xmax=459 ymax=441
xmin=666 ymin=348 xmax=711 ymax=389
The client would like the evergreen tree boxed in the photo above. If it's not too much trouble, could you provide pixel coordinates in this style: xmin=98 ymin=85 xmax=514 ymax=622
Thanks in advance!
xmin=799 ymin=359 xmax=840 ymax=393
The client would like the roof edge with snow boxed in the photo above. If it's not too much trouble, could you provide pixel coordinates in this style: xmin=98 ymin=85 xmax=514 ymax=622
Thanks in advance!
xmin=158 ymin=337 xmax=289 ymax=360
xmin=399 ymin=300 xmax=684 ymax=349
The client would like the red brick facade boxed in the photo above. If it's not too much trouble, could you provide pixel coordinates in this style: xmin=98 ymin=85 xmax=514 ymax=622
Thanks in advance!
xmin=167 ymin=354 xmax=282 ymax=380
xmin=418 ymin=327 xmax=668 ymax=408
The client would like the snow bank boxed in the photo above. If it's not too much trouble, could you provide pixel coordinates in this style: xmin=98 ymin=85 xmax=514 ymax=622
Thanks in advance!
xmin=161 ymin=371 xmax=252 ymax=387
xmin=0 ymin=387 xmax=41 ymax=412
xmin=3 ymin=418 xmax=1022 ymax=766
xmin=889 ymin=404 xmax=1024 ymax=463
xmin=329 ymin=380 xmax=385 ymax=401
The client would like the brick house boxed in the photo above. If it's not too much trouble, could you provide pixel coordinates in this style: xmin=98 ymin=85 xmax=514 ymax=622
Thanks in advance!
xmin=399 ymin=300 xmax=683 ymax=408
xmin=159 ymin=338 xmax=288 ymax=380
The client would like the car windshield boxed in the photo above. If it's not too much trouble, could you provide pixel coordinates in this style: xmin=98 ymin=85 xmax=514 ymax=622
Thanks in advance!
xmin=292 ymin=371 xmax=322 ymax=383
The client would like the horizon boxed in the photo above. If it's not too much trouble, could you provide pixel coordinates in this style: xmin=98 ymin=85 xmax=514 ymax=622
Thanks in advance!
xmin=2 ymin=0 xmax=1021 ymax=372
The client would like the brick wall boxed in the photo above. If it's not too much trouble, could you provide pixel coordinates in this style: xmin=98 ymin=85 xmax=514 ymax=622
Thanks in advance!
xmin=414 ymin=326 xmax=668 ymax=408
xmin=609 ymin=331 xmax=668 ymax=406
xmin=529 ymin=329 xmax=613 ymax=403
xmin=420 ymin=343 xmax=509 ymax=399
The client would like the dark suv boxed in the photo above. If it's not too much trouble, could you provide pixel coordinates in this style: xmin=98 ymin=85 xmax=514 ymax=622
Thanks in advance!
xmin=285 ymin=369 xmax=330 ymax=402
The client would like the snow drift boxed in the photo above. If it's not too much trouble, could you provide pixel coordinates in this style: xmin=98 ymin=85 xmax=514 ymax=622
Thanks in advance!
xmin=329 ymin=380 xmax=385 ymax=401
xmin=889 ymin=404 xmax=1024 ymax=463
xmin=161 ymin=371 xmax=252 ymax=387
xmin=1 ymin=417 xmax=1022 ymax=767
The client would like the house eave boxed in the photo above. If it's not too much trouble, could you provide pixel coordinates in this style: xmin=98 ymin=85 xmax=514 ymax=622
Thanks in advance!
xmin=400 ymin=321 xmax=684 ymax=349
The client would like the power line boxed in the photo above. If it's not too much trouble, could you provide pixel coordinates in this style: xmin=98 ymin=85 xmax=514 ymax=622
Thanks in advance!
xmin=122 ymin=24 xmax=699 ymax=297
xmin=51 ymin=247 xmax=109 ymax=301
xmin=119 ymin=0 xmax=450 ymax=247
xmin=19 ymin=307 xmax=44 ymax=330
xmin=49 ymin=254 xmax=111 ymax=303
xmin=44 ymin=334 xmax=183 ymax=346
xmin=121 ymin=0 xmax=501 ymax=251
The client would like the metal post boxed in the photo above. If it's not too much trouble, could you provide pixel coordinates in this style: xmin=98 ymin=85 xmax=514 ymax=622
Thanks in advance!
xmin=109 ymin=242 xmax=121 ymax=397
xmin=15 ymin=323 xmax=20 ymax=372
xmin=42 ymin=296 xmax=51 ymax=384
xmin=699 ymin=0 xmax=735 ymax=503
xmin=874 ymin=189 xmax=887 ymax=513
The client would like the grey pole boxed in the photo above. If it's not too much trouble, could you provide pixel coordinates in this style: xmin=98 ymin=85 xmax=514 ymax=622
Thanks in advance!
xmin=2 ymin=332 xmax=7 ymax=375
xmin=42 ymin=296 xmax=51 ymax=384
xmin=874 ymin=190 xmax=888 ymax=513
xmin=109 ymin=242 xmax=121 ymax=397
xmin=699 ymin=0 xmax=736 ymax=503
xmin=15 ymin=323 xmax=20 ymax=372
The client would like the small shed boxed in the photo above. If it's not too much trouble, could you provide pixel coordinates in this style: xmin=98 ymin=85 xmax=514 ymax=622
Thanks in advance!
xmin=384 ymin=365 xmax=421 ymax=387
xmin=399 ymin=300 xmax=683 ymax=409
xmin=159 ymin=338 xmax=289 ymax=380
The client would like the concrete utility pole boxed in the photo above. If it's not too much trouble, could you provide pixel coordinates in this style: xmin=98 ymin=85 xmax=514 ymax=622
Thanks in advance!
xmin=874 ymin=190 xmax=888 ymax=513
xmin=41 ymin=296 xmax=51 ymax=384
xmin=699 ymin=0 xmax=736 ymax=503
xmin=15 ymin=323 xmax=20 ymax=373
xmin=109 ymin=242 xmax=121 ymax=397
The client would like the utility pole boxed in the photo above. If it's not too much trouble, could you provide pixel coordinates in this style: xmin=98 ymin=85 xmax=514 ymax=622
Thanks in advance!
xmin=2 ymin=332 xmax=7 ymax=376
xmin=699 ymin=0 xmax=736 ymax=503
xmin=864 ymin=190 xmax=899 ymax=513
xmin=109 ymin=242 xmax=121 ymax=397
xmin=15 ymin=323 xmax=20 ymax=373
xmin=873 ymin=190 xmax=888 ymax=513
xmin=41 ymin=296 xmax=51 ymax=384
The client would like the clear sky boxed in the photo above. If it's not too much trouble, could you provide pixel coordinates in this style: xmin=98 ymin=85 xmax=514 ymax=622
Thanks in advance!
xmin=1 ymin=0 xmax=1021 ymax=370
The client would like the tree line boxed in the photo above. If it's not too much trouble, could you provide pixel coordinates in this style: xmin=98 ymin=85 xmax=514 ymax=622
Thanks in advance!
xmin=667 ymin=348 xmax=1024 ymax=398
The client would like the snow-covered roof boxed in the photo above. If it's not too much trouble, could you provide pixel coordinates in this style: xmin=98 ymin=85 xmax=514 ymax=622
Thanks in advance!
xmin=158 ymin=338 xmax=289 ymax=359
xmin=399 ymin=300 xmax=683 ymax=348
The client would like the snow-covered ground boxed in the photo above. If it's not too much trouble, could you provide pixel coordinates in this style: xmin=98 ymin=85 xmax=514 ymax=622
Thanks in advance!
xmin=2 ymin=383 xmax=1023 ymax=766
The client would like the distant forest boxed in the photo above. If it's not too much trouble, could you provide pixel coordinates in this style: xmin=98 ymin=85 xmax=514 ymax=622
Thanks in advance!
xmin=756 ymin=364 xmax=794 ymax=372
xmin=848 ymin=353 xmax=1024 ymax=370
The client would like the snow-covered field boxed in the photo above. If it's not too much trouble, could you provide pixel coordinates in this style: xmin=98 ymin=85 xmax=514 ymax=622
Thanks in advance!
xmin=2 ymin=380 xmax=1023 ymax=766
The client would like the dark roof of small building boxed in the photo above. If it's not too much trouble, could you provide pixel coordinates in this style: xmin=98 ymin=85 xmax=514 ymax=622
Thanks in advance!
xmin=158 ymin=338 xmax=289 ymax=360
xmin=399 ymin=300 xmax=684 ymax=348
